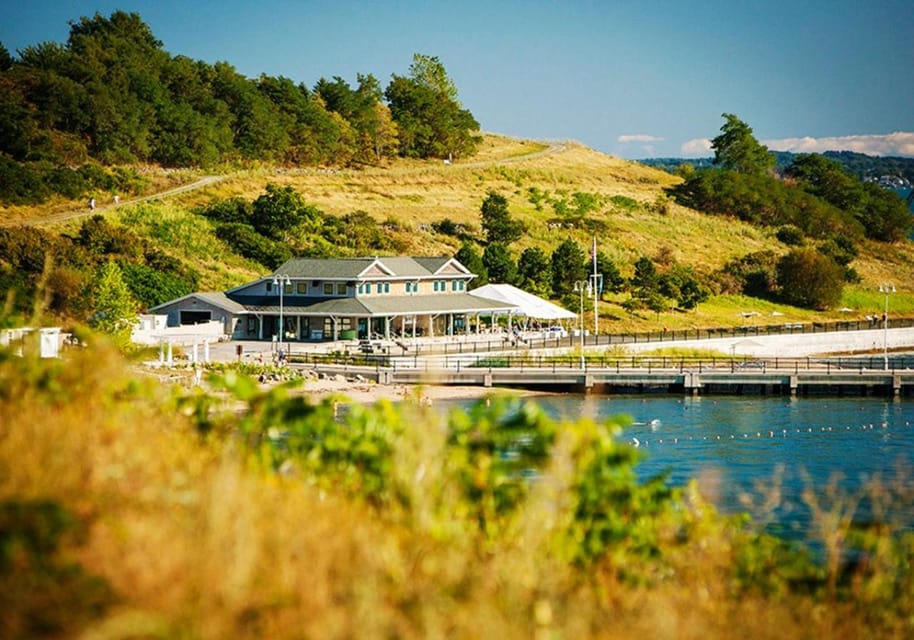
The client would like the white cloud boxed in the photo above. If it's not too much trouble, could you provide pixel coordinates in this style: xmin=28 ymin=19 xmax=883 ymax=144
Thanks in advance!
xmin=617 ymin=134 xmax=664 ymax=144
xmin=762 ymin=132 xmax=914 ymax=157
xmin=680 ymin=138 xmax=712 ymax=156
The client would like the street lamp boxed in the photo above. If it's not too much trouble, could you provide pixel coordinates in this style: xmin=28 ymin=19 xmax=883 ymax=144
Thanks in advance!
xmin=573 ymin=280 xmax=591 ymax=370
xmin=273 ymin=274 xmax=292 ymax=352
xmin=879 ymin=283 xmax=895 ymax=370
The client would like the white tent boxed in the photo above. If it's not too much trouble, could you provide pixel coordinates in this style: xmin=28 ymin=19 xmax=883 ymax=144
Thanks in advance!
xmin=468 ymin=284 xmax=576 ymax=321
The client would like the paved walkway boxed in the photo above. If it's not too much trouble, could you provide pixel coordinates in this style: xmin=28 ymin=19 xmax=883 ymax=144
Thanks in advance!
xmin=202 ymin=326 xmax=914 ymax=366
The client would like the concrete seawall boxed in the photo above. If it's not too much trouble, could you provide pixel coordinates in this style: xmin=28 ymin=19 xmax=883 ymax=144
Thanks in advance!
xmin=621 ymin=327 xmax=914 ymax=358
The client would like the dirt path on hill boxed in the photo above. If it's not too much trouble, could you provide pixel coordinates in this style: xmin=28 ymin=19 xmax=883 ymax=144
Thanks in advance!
xmin=3 ymin=175 xmax=226 ymax=228
xmin=4 ymin=140 xmax=569 ymax=228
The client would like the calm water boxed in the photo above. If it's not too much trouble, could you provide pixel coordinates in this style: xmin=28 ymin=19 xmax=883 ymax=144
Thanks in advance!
xmin=440 ymin=394 xmax=914 ymax=540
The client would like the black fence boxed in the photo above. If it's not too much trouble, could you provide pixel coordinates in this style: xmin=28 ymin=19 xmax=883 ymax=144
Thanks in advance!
xmin=291 ymin=315 xmax=914 ymax=360
xmin=288 ymin=352 xmax=914 ymax=373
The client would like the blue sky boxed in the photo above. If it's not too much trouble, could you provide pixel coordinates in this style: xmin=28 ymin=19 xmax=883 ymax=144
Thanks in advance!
xmin=2 ymin=0 xmax=912 ymax=158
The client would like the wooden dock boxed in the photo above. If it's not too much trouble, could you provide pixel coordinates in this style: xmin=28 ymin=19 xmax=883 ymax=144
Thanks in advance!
xmin=305 ymin=362 xmax=914 ymax=398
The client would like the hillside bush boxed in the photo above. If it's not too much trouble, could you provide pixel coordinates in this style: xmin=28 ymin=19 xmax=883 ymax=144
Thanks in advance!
xmin=776 ymin=248 xmax=844 ymax=310
xmin=215 ymin=222 xmax=292 ymax=270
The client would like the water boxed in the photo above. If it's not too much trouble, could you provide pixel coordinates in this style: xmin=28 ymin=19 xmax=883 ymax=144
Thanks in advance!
xmin=439 ymin=394 xmax=914 ymax=540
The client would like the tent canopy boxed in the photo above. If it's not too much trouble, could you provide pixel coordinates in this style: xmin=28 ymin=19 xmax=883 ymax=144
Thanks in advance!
xmin=468 ymin=284 xmax=576 ymax=321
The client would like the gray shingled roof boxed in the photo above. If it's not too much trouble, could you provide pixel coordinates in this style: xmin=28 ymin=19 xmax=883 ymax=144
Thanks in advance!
xmin=272 ymin=256 xmax=471 ymax=280
xmin=150 ymin=292 xmax=247 ymax=313
xmin=244 ymin=294 xmax=515 ymax=317
xmin=274 ymin=258 xmax=378 ymax=279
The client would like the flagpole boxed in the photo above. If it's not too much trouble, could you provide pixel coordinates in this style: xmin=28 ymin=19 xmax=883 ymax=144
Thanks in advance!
xmin=591 ymin=236 xmax=598 ymax=336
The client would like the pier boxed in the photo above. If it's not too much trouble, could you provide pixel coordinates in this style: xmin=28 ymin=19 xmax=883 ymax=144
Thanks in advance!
xmin=297 ymin=358 xmax=914 ymax=398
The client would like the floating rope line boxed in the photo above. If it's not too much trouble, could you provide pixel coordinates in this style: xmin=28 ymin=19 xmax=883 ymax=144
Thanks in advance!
xmin=629 ymin=420 xmax=912 ymax=447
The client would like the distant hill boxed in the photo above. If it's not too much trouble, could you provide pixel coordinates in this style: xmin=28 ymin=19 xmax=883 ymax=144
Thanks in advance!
xmin=640 ymin=151 xmax=914 ymax=183
xmin=640 ymin=151 xmax=914 ymax=210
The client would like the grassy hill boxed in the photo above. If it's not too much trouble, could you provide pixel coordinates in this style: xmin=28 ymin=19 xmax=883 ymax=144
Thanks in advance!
xmin=7 ymin=133 xmax=914 ymax=333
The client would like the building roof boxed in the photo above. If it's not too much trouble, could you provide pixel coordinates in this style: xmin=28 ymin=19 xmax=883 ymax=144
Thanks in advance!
xmin=272 ymin=256 xmax=472 ymax=280
xmin=469 ymin=284 xmax=577 ymax=320
xmin=244 ymin=294 xmax=516 ymax=317
xmin=149 ymin=292 xmax=247 ymax=314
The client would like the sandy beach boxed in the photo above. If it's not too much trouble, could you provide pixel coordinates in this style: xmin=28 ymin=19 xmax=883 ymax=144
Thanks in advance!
xmin=294 ymin=374 xmax=541 ymax=405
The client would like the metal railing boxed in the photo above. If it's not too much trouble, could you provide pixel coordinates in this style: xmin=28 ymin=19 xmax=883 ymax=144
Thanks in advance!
xmin=288 ymin=352 xmax=914 ymax=374
xmin=287 ymin=315 xmax=914 ymax=362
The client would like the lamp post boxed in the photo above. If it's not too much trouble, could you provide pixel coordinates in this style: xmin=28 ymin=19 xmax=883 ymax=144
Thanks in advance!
xmin=273 ymin=274 xmax=292 ymax=352
xmin=879 ymin=283 xmax=895 ymax=370
xmin=573 ymin=280 xmax=590 ymax=370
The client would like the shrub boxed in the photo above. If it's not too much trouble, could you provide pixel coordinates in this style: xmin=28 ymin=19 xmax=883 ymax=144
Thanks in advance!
xmin=194 ymin=196 xmax=253 ymax=224
xmin=776 ymin=248 xmax=844 ymax=310
xmin=215 ymin=222 xmax=292 ymax=269
xmin=776 ymin=225 xmax=806 ymax=246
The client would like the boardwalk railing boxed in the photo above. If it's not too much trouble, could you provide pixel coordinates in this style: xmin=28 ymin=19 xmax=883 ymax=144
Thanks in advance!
xmin=303 ymin=316 xmax=914 ymax=359
xmin=289 ymin=353 xmax=914 ymax=374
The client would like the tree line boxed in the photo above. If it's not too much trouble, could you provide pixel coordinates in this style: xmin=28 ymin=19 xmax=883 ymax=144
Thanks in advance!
xmin=0 ymin=11 xmax=480 ymax=204
xmin=664 ymin=114 xmax=912 ymax=309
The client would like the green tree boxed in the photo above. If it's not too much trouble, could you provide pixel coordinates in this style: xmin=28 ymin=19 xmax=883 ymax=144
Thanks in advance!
xmin=659 ymin=265 xmax=709 ymax=310
xmin=212 ymin=64 xmax=289 ymax=161
xmin=89 ymin=261 xmax=138 ymax=343
xmin=630 ymin=256 xmax=659 ymax=292
xmin=0 ymin=42 xmax=12 ymax=71
xmin=517 ymin=246 xmax=552 ymax=296
xmin=482 ymin=243 xmax=517 ymax=284
xmin=720 ymin=250 xmax=779 ymax=297
xmin=550 ymin=239 xmax=586 ymax=296
xmin=860 ymin=182 xmax=912 ymax=242
xmin=595 ymin=252 xmax=624 ymax=296
xmin=776 ymin=248 xmax=844 ymax=310
xmin=480 ymin=191 xmax=525 ymax=245
xmin=785 ymin=154 xmax=864 ymax=211
xmin=711 ymin=113 xmax=775 ymax=176
xmin=455 ymin=242 xmax=487 ymax=288
xmin=251 ymin=183 xmax=319 ymax=239
xmin=384 ymin=53 xmax=480 ymax=159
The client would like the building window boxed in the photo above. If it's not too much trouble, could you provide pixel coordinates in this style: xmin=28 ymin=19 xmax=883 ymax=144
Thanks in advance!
xmin=357 ymin=283 xmax=368 ymax=295
xmin=323 ymin=283 xmax=334 ymax=295
xmin=406 ymin=281 xmax=420 ymax=294
xmin=266 ymin=281 xmax=273 ymax=293
xmin=434 ymin=280 xmax=447 ymax=292
xmin=337 ymin=283 xmax=347 ymax=295
xmin=284 ymin=282 xmax=293 ymax=294
xmin=297 ymin=282 xmax=307 ymax=294
xmin=376 ymin=282 xmax=390 ymax=294
xmin=451 ymin=280 xmax=465 ymax=291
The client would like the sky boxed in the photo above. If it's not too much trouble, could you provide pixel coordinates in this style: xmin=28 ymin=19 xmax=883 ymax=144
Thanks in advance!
xmin=1 ymin=0 xmax=912 ymax=159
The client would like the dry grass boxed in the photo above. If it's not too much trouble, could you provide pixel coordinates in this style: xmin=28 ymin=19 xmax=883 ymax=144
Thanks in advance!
xmin=2 ymin=342 xmax=913 ymax=639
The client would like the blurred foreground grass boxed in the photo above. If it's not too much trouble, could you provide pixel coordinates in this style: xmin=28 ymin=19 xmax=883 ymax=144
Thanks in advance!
xmin=1 ymin=338 xmax=913 ymax=639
